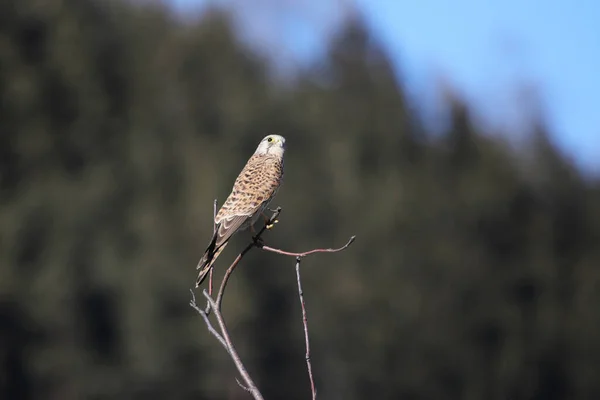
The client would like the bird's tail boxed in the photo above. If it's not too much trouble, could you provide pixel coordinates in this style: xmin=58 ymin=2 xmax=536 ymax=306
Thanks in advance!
xmin=196 ymin=234 xmax=228 ymax=288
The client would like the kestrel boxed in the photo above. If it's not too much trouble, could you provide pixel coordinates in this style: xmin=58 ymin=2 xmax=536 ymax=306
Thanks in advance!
xmin=195 ymin=134 xmax=286 ymax=288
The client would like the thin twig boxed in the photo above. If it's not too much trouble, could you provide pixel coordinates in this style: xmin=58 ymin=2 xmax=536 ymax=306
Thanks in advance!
xmin=213 ymin=199 xmax=218 ymax=232
xmin=209 ymin=198 xmax=218 ymax=296
xmin=260 ymin=235 xmax=356 ymax=258
xmin=189 ymin=289 xmax=228 ymax=351
xmin=205 ymin=267 xmax=213 ymax=314
xmin=204 ymin=199 xmax=219 ymax=314
xmin=215 ymin=246 xmax=252 ymax=310
xmin=235 ymin=377 xmax=252 ymax=393
xmin=295 ymin=257 xmax=317 ymax=400
xmin=203 ymin=290 xmax=264 ymax=400
xmin=215 ymin=207 xmax=282 ymax=309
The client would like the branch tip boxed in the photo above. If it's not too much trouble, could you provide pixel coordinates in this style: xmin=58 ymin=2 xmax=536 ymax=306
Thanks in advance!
xmin=235 ymin=377 xmax=252 ymax=392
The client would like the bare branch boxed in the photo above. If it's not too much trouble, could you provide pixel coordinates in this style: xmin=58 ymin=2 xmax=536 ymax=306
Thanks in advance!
xmin=213 ymin=198 xmax=218 ymax=233
xmin=295 ymin=257 xmax=317 ymax=400
xmin=215 ymin=207 xmax=282 ymax=309
xmin=192 ymin=205 xmax=355 ymax=400
xmin=209 ymin=198 xmax=218 ymax=296
xmin=189 ymin=289 xmax=228 ymax=351
xmin=235 ymin=377 xmax=252 ymax=393
xmin=259 ymin=235 xmax=356 ymax=258
xmin=204 ymin=267 xmax=213 ymax=314
xmin=202 ymin=290 xmax=264 ymax=400
xmin=204 ymin=199 xmax=219 ymax=314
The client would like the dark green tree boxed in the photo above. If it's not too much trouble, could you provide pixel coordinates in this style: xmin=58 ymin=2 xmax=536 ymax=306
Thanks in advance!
xmin=1 ymin=1 xmax=600 ymax=399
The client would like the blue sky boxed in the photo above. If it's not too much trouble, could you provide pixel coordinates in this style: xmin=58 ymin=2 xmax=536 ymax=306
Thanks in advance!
xmin=170 ymin=0 xmax=600 ymax=175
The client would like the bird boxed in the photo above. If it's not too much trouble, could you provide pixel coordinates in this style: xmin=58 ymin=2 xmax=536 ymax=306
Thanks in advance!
xmin=195 ymin=134 xmax=286 ymax=288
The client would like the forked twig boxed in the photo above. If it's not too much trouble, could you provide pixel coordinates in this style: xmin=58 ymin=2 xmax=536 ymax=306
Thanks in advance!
xmin=204 ymin=290 xmax=263 ymax=399
xmin=209 ymin=198 xmax=218 ymax=296
xmin=191 ymin=203 xmax=354 ymax=400
xmin=259 ymin=236 xmax=356 ymax=258
xmin=190 ymin=289 xmax=264 ymax=399
xmin=190 ymin=290 xmax=227 ymax=351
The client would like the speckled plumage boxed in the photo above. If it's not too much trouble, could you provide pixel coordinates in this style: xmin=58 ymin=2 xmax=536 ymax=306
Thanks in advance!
xmin=196 ymin=135 xmax=285 ymax=287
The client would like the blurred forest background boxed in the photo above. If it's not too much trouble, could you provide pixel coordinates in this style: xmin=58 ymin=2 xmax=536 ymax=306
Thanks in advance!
xmin=1 ymin=1 xmax=600 ymax=399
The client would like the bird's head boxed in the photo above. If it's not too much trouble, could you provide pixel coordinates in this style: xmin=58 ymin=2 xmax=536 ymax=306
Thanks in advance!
xmin=254 ymin=134 xmax=286 ymax=157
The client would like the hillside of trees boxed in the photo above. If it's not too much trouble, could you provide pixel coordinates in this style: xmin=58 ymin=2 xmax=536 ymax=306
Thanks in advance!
xmin=1 ymin=1 xmax=600 ymax=399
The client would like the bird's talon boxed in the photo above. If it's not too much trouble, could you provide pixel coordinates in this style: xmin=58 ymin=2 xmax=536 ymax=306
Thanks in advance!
xmin=265 ymin=219 xmax=279 ymax=230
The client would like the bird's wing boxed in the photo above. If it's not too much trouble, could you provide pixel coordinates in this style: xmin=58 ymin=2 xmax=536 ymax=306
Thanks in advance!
xmin=214 ymin=154 xmax=283 ymax=247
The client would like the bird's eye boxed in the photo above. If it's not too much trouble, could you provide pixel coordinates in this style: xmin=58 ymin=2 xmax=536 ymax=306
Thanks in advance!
xmin=267 ymin=137 xmax=273 ymax=143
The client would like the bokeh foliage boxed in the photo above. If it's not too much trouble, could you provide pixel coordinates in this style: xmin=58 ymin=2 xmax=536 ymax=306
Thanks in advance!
xmin=1 ymin=1 xmax=600 ymax=399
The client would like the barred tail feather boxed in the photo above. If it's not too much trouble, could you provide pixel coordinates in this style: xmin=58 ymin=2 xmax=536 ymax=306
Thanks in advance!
xmin=197 ymin=233 xmax=217 ymax=271
xmin=195 ymin=242 xmax=228 ymax=288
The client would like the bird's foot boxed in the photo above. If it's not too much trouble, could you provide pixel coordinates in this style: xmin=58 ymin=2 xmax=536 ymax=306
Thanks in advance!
xmin=260 ymin=211 xmax=278 ymax=230
xmin=265 ymin=219 xmax=278 ymax=230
